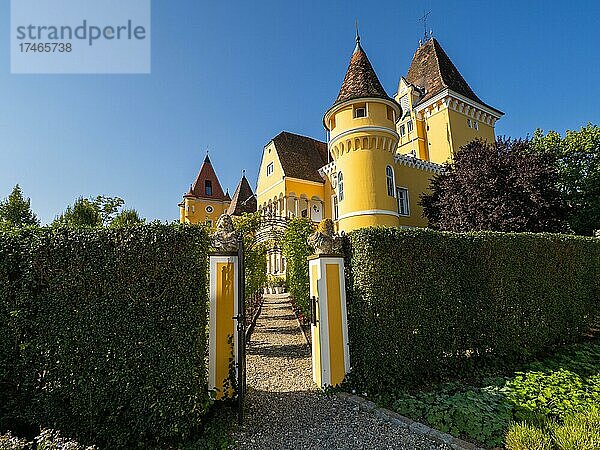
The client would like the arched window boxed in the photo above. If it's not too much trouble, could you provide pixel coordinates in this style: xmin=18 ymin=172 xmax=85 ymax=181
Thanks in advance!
xmin=205 ymin=180 xmax=212 ymax=196
xmin=386 ymin=166 xmax=395 ymax=197
xmin=338 ymin=172 xmax=344 ymax=201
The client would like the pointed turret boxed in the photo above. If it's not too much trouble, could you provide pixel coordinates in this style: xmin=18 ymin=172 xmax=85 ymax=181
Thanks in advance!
xmin=187 ymin=154 xmax=228 ymax=200
xmin=227 ymin=173 xmax=257 ymax=216
xmin=331 ymin=33 xmax=393 ymax=108
xmin=179 ymin=153 xmax=231 ymax=227
xmin=323 ymin=32 xmax=402 ymax=232
xmin=405 ymin=37 xmax=502 ymax=114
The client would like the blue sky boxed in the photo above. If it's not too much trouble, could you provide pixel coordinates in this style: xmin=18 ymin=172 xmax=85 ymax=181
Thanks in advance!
xmin=1 ymin=0 xmax=599 ymax=224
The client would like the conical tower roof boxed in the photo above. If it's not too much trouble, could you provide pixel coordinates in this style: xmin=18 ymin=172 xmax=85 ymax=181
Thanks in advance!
xmin=332 ymin=35 xmax=393 ymax=107
xmin=406 ymin=38 xmax=502 ymax=115
xmin=227 ymin=174 xmax=256 ymax=216
xmin=185 ymin=154 xmax=228 ymax=200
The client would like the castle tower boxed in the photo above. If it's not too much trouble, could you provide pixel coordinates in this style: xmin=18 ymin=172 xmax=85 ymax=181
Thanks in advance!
xmin=179 ymin=154 xmax=230 ymax=228
xmin=323 ymin=33 xmax=402 ymax=232
xmin=395 ymin=38 xmax=504 ymax=164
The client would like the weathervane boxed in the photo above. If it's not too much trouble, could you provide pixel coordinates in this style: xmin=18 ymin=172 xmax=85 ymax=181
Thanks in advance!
xmin=419 ymin=10 xmax=432 ymax=44
xmin=355 ymin=18 xmax=360 ymax=44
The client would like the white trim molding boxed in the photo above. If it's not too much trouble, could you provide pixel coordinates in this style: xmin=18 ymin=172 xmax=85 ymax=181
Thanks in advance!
xmin=286 ymin=177 xmax=325 ymax=186
xmin=394 ymin=153 xmax=444 ymax=174
xmin=338 ymin=209 xmax=400 ymax=221
xmin=329 ymin=126 xmax=399 ymax=147
xmin=319 ymin=161 xmax=337 ymax=178
xmin=414 ymin=88 xmax=503 ymax=121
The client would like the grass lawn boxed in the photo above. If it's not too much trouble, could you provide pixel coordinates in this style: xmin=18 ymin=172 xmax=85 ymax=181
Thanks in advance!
xmin=388 ymin=333 xmax=600 ymax=449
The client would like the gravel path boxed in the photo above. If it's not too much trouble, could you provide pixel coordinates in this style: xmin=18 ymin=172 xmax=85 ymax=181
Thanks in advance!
xmin=233 ymin=295 xmax=450 ymax=450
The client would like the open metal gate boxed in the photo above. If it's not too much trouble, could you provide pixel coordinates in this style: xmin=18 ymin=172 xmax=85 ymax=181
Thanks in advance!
xmin=235 ymin=236 xmax=246 ymax=424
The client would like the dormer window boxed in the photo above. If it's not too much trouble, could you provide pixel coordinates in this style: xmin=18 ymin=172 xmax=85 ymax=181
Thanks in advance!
xmin=353 ymin=103 xmax=367 ymax=118
xmin=205 ymin=180 xmax=212 ymax=196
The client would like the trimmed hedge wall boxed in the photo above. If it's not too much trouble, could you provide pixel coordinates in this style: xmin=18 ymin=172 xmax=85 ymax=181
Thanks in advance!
xmin=281 ymin=218 xmax=315 ymax=320
xmin=345 ymin=228 xmax=600 ymax=393
xmin=0 ymin=224 xmax=210 ymax=448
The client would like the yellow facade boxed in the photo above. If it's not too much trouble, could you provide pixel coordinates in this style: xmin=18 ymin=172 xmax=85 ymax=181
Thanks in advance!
xmin=179 ymin=155 xmax=232 ymax=228
xmin=256 ymin=140 xmax=330 ymax=224
xmin=325 ymin=99 xmax=401 ymax=232
xmin=181 ymin=197 xmax=229 ymax=228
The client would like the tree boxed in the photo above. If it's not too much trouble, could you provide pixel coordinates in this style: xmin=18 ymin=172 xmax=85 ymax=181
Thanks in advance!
xmin=0 ymin=184 xmax=39 ymax=227
xmin=92 ymin=195 xmax=125 ymax=226
xmin=53 ymin=197 xmax=102 ymax=227
xmin=420 ymin=138 xmax=567 ymax=233
xmin=110 ymin=209 xmax=145 ymax=227
xmin=532 ymin=124 xmax=600 ymax=235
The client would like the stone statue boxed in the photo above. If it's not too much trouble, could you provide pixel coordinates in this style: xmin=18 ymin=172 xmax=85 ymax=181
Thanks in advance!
xmin=308 ymin=218 xmax=342 ymax=255
xmin=211 ymin=214 xmax=239 ymax=252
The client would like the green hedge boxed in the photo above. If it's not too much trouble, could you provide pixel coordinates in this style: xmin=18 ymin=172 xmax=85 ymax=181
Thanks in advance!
xmin=281 ymin=218 xmax=314 ymax=320
xmin=0 ymin=224 xmax=211 ymax=448
xmin=233 ymin=212 xmax=267 ymax=299
xmin=344 ymin=228 xmax=600 ymax=393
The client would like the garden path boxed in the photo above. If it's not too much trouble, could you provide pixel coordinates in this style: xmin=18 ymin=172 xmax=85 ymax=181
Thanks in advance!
xmin=233 ymin=295 xmax=450 ymax=449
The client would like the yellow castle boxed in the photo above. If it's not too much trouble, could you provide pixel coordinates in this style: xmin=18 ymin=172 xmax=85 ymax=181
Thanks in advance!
xmin=254 ymin=34 xmax=503 ymax=274
xmin=256 ymin=35 xmax=503 ymax=230
xmin=181 ymin=35 xmax=503 ymax=274
xmin=179 ymin=155 xmax=257 ymax=227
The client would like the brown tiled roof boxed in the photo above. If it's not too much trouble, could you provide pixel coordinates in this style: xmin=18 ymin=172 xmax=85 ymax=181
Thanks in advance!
xmin=272 ymin=132 xmax=328 ymax=184
xmin=333 ymin=39 xmax=393 ymax=107
xmin=406 ymin=38 xmax=502 ymax=114
xmin=227 ymin=175 xmax=256 ymax=216
xmin=185 ymin=155 xmax=229 ymax=201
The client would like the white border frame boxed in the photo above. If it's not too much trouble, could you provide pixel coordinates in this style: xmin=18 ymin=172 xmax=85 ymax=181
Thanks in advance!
xmin=208 ymin=255 xmax=239 ymax=393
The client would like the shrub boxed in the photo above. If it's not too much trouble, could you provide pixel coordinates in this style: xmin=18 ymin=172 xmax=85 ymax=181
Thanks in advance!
xmin=0 ymin=429 xmax=99 ymax=450
xmin=35 ymin=429 xmax=97 ymax=450
xmin=394 ymin=384 xmax=512 ymax=447
xmin=506 ymin=369 xmax=598 ymax=422
xmin=553 ymin=406 xmax=600 ymax=450
xmin=0 ymin=431 xmax=31 ymax=450
xmin=0 ymin=224 xmax=211 ymax=448
xmin=281 ymin=218 xmax=315 ymax=318
xmin=505 ymin=422 xmax=552 ymax=450
xmin=345 ymin=228 xmax=600 ymax=393
xmin=233 ymin=212 xmax=267 ymax=298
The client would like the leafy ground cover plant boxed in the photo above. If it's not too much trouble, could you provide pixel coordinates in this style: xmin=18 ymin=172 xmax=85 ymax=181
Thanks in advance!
xmin=391 ymin=338 xmax=600 ymax=448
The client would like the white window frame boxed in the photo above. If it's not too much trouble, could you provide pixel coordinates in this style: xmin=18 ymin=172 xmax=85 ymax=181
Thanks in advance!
xmin=353 ymin=103 xmax=368 ymax=119
xmin=332 ymin=195 xmax=339 ymax=220
xmin=407 ymin=120 xmax=414 ymax=133
xmin=474 ymin=121 xmax=479 ymax=130
xmin=396 ymin=186 xmax=410 ymax=216
xmin=400 ymin=124 xmax=406 ymax=136
xmin=467 ymin=119 xmax=472 ymax=128
xmin=386 ymin=166 xmax=395 ymax=197
xmin=338 ymin=171 xmax=344 ymax=201
xmin=266 ymin=162 xmax=274 ymax=176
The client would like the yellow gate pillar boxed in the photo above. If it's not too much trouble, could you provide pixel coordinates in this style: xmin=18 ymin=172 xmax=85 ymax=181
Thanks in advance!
xmin=209 ymin=252 xmax=239 ymax=399
xmin=309 ymin=255 xmax=350 ymax=388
